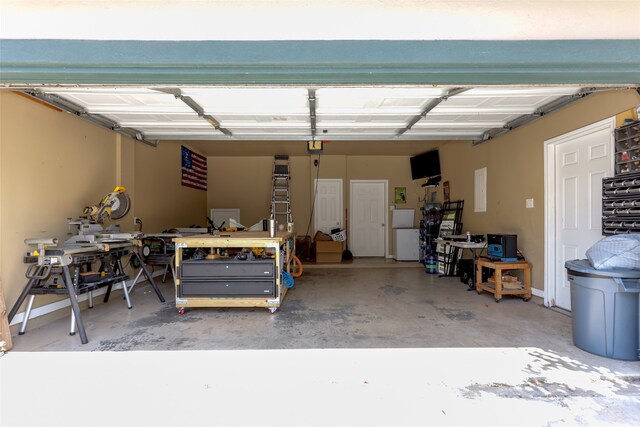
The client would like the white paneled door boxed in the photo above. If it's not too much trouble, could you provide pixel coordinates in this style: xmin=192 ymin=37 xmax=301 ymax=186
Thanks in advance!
xmin=314 ymin=179 xmax=343 ymax=234
xmin=350 ymin=180 xmax=387 ymax=257
xmin=550 ymin=119 xmax=614 ymax=310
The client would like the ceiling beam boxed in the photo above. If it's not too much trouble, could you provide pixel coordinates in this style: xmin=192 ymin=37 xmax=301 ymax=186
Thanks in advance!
xmin=471 ymin=88 xmax=604 ymax=145
xmin=397 ymin=87 xmax=468 ymax=136
xmin=308 ymin=89 xmax=317 ymax=138
xmin=20 ymin=90 xmax=158 ymax=147
xmin=155 ymin=88 xmax=232 ymax=136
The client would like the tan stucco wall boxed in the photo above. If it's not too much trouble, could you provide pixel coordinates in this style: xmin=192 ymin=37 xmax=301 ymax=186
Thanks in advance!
xmin=134 ymin=141 xmax=207 ymax=233
xmin=207 ymin=154 xmax=430 ymax=254
xmin=207 ymin=90 xmax=640 ymax=293
xmin=440 ymin=89 xmax=640 ymax=291
xmin=0 ymin=91 xmax=118 ymax=322
xmin=2 ymin=88 xmax=639 ymax=332
xmin=0 ymin=92 xmax=205 ymax=329
xmin=207 ymin=156 xmax=273 ymax=228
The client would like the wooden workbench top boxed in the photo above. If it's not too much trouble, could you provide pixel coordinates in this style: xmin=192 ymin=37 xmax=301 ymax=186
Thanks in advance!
xmin=173 ymin=231 xmax=294 ymax=246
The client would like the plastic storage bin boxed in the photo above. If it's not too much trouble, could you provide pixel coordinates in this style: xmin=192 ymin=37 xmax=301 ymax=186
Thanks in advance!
xmin=565 ymin=259 xmax=640 ymax=361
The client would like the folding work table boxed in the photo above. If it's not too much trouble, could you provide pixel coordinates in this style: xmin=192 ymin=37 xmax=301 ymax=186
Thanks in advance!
xmin=8 ymin=241 xmax=164 ymax=344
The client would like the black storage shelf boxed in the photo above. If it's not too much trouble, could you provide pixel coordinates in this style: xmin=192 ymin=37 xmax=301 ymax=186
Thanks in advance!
xmin=419 ymin=203 xmax=442 ymax=262
xmin=436 ymin=200 xmax=464 ymax=276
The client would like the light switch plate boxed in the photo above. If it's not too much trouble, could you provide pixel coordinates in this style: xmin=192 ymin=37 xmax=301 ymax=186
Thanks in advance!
xmin=526 ymin=198 xmax=534 ymax=209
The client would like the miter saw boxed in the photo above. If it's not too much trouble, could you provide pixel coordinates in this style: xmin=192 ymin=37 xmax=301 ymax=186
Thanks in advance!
xmin=83 ymin=185 xmax=131 ymax=224
xmin=65 ymin=186 xmax=135 ymax=244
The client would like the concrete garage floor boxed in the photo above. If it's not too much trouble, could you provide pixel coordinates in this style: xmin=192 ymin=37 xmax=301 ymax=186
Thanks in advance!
xmin=2 ymin=263 xmax=639 ymax=426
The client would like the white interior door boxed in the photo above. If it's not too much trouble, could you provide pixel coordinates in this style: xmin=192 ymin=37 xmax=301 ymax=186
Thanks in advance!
xmin=350 ymin=180 xmax=387 ymax=257
xmin=314 ymin=179 xmax=343 ymax=234
xmin=546 ymin=118 xmax=614 ymax=310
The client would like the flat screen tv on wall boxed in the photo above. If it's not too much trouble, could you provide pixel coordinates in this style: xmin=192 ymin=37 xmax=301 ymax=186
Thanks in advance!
xmin=410 ymin=149 xmax=441 ymax=180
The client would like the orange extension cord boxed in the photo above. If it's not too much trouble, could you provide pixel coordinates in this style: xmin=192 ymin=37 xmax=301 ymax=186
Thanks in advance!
xmin=290 ymin=254 xmax=303 ymax=278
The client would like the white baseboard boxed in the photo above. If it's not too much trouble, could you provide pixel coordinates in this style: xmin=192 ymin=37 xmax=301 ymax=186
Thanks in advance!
xmin=9 ymin=270 xmax=166 ymax=326
xmin=532 ymin=288 xmax=544 ymax=299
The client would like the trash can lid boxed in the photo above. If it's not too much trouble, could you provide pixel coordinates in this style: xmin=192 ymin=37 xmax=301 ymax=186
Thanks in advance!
xmin=565 ymin=259 xmax=640 ymax=278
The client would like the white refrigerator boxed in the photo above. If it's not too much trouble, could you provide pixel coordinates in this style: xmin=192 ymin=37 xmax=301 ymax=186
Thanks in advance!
xmin=392 ymin=209 xmax=420 ymax=261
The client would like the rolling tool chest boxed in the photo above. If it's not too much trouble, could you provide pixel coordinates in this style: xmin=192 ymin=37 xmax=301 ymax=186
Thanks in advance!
xmin=173 ymin=231 xmax=294 ymax=313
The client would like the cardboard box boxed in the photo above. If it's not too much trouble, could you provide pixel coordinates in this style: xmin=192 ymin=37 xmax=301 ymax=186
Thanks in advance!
xmin=314 ymin=231 xmax=333 ymax=241
xmin=315 ymin=240 xmax=344 ymax=263
xmin=488 ymin=276 xmax=522 ymax=289
xmin=0 ymin=280 xmax=13 ymax=352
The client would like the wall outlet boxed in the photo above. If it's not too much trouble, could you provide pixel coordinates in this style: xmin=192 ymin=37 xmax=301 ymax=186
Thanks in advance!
xmin=134 ymin=217 xmax=141 ymax=225
xmin=526 ymin=198 xmax=534 ymax=209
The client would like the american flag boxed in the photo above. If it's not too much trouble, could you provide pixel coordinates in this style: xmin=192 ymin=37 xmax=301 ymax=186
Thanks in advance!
xmin=181 ymin=146 xmax=207 ymax=191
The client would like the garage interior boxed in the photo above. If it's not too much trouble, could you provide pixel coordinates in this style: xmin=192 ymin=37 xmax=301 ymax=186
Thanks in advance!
xmin=1 ymin=1 xmax=640 ymax=426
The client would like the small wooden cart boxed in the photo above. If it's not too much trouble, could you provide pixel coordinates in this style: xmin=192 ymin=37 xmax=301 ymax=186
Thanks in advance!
xmin=173 ymin=231 xmax=294 ymax=313
xmin=475 ymin=257 xmax=532 ymax=302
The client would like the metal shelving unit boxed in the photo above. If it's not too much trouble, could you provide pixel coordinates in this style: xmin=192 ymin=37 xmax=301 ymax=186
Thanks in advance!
xmin=419 ymin=203 xmax=442 ymax=263
xmin=436 ymin=200 xmax=464 ymax=275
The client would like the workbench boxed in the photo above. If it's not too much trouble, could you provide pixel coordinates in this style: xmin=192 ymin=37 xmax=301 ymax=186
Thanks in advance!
xmin=173 ymin=231 xmax=294 ymax=313
xmin=8 ymin=241 xmax=164 ymax=344
xmin=475 ymin=257 xmax=532 ymax=302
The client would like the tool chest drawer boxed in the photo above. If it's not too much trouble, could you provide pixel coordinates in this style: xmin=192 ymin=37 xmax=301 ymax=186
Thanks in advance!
xmin=179 ymin=259 xmax=275 ymax=279
xmin=179 ymin=280 xmax=276 ymax=297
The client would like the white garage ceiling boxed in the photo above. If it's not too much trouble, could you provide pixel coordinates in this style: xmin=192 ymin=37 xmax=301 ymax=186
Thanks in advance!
xmin=23 ymin=85 xmax=588 ymax=145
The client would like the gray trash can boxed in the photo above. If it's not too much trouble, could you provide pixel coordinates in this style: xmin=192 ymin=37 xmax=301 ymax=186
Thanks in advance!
xmin=565 ymin=260 xmax=640 ymax=361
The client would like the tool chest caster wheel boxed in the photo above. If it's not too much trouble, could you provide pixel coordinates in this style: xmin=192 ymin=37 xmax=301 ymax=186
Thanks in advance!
xmin=178 ymin=308 xmax=186 ymax=315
